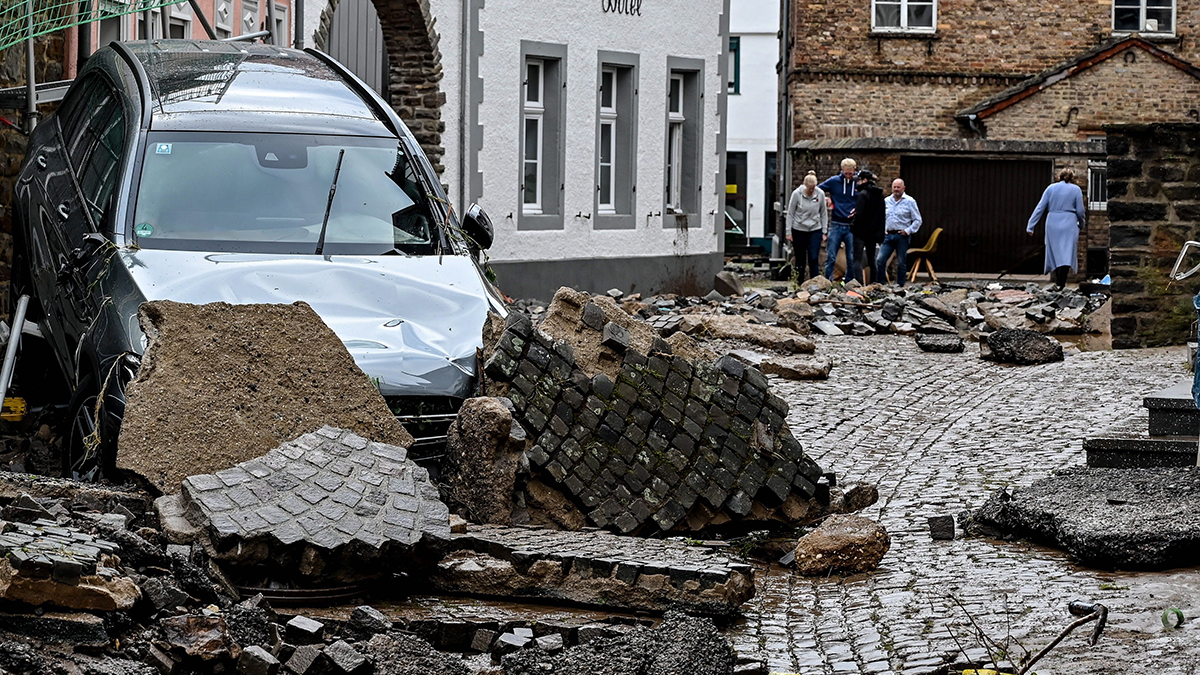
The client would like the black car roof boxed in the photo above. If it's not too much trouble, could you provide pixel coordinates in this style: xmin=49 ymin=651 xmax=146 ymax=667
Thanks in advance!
xmin=120 ymin=40 xmax=395 ymax=135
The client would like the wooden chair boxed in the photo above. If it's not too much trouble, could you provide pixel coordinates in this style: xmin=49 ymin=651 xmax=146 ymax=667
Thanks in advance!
xmin=907 ymin=228 xmax=944 ymax=283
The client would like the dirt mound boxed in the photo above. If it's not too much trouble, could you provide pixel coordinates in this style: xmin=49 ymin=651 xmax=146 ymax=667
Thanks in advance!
xmin=117 ymin=301 xmax=413 ymax=494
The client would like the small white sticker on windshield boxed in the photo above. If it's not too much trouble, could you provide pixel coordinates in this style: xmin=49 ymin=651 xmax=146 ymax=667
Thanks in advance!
xmin=155 ymin=143 xmax=172 ymax=154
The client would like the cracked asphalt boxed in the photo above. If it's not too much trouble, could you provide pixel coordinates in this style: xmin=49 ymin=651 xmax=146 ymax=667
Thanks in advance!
xmin=726 ymin=335 xmax=1200 ymax=675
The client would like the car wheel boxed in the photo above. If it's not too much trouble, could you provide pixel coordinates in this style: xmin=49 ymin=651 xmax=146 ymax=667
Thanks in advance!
xmin=62 ymin=372 xmax=120 ymax=481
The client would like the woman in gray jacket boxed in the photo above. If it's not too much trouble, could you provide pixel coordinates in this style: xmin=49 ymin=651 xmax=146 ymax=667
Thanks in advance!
xmin=786 ymin=171 xmax=829 ymax=282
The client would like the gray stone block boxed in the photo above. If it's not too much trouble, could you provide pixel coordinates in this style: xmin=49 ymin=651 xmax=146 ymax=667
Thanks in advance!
xmin=323 ymin=641 xmax=368 ymax=675
xmin=602 ymin=322 xmax=632 ymax=352
xmin=348 ymin=605 xmax=391 ymax=635
xmin=285 ymin=616 xmax=325 ymax=645
xmin=238 ymin=646 xmax=280 ymax=675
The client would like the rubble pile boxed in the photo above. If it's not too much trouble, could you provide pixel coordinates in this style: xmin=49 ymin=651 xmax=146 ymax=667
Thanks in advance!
xmin=484 ymin=288 xmax=831 ymax=536
xmin=172 ymin=426 xmax=450 ymax=585
xmin=118 ymin=301 xmax=414 ymax=493
xmin=431 ymin=524 xmax=754 ymax=616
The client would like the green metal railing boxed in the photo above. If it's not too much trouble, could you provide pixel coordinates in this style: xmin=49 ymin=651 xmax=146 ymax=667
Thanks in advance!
xmin=0 ymin=0 xmax=187 ymax=52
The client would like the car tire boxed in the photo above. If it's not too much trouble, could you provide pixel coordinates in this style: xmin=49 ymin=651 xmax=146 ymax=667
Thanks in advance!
xmin=62 ymin=372 xmax=120 ymax=481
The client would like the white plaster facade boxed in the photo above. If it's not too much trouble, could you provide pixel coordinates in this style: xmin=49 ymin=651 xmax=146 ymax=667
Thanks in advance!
xmin=727 ymin=0 xmax=778 ymax=241
xmin=306 ymin=0 xmax=730 ymax=298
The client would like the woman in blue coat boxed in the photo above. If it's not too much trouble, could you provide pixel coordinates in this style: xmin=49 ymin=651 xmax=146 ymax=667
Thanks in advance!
xmin=1027 ymin=167 xmax=1086 ymax=289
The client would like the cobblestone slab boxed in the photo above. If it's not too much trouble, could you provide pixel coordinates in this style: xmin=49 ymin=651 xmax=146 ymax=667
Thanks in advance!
xmin=430 ymin=524 xmax=755 ymax=616
xmin=485 ymin=311 xmax=824 ymax=534
xmin=0 ymin=520 xmax=119 ymax=583
xmin=181 ymin=426 xmax=450 ymax=583
xmin=727 ymin=335 xmax=1194 ymax=675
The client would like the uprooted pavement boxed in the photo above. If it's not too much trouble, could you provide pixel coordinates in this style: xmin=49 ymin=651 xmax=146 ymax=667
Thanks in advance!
xmin=0 ymin=293 xmax=895 ymax=674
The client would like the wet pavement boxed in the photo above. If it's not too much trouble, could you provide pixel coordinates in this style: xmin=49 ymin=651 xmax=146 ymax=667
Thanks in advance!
xmin=727 ymin=335 xmax=1200 ymax=675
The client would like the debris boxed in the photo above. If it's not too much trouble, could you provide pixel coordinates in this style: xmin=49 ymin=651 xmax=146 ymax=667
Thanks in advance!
xmin=141 ymin=576 xmax=190 ymax=611
xmin=360 ymin=631 xmax=470 ymax=675
xmin=760 ymin=356 xmax=833 ymax=381
xmin=843 ymin=483 xmax=879 ymax=512
xmin=928 ymin=515 xmax=955 ymax=540
xmin=179 ymin=427 xmax=449 ymax=585
xmin=323 ymin=640 xmax=369 ymax=675
xmin=0 ymin=521 xmax=137 ymax=611
xmin=501 ymin=611 xmax=734 ymax=675
xmin=0 ymin=609 xmax=109 ymax=647
xmin=916 ymin=334 xmax=965 ymax=353
xmin=286 ymin=616 xmax=325 ymax=645
xmin=697 ymin=315 xmax=816 ymax=353
xmin=713 ymin=271 xmax=745 ymax=298
xmin=237 ymin=646 xmax=280 ymax=675
xmin=983 ymin=329 xmax=1064 ymax=365
xmin=440 ymin=397 xmax=526 ymax=525
xmin=792 ymin=514 xmax=891 ymax=575
xmin=118 ymin=301 xmax=414 ymax=494
xmin=349 ymin=605 xmax=393 ymax=636
xmin=812 ymin=320 xmax=844 ymax=336
xmin=430 ymin=524 xmax=754 ymax=616
xmin=161 ymin=614 xmax=236 ymax=661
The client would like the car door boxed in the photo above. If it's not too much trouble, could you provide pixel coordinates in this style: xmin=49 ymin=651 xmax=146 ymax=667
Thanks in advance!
xmin=38 ymin=74 xmax=126 ymax=379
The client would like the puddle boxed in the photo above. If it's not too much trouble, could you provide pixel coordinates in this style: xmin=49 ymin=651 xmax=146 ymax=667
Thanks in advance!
xmin=1058 ymin=332 xmax=1112 ymax=351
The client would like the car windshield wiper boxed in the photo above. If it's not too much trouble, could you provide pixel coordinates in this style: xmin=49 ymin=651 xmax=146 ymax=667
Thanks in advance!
xmin=314 ymin=148 xmax=346 ymax=256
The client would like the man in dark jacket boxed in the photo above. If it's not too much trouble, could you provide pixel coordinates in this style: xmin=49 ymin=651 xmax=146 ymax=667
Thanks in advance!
xmin=851 ymin=170 xmax=886 ymax=284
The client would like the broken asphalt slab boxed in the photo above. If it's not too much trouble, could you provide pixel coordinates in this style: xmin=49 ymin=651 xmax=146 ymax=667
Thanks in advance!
xmin=179 ymin=426 xmax=449 ymax=585
xmin=118 ymin=301 xmax=414 ymax=494
xmin=967 ymin=467 xmax=1200 ymax=569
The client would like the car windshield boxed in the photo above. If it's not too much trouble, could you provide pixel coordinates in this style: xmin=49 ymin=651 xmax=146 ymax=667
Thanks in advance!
xmin=133 ymin=132 xmax=439 ymax=255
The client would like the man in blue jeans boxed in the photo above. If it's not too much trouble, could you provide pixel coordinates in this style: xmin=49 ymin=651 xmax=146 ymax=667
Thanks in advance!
xmin=818 ymin=158 xmax=859 ymax=282
xmin=875 ymin=178 xmax=923 ymax=286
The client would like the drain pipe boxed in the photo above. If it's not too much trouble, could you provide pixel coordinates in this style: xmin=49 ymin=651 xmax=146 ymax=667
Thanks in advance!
xmin=23 ymin=0 xmax=37 ymax=133
xmin=294 ymin=0 xmax=304 ymax=48
xmin=458 ymin=0 xmax=469 ymax=213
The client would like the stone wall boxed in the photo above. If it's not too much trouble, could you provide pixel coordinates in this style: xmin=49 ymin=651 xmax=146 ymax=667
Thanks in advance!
xmin=1106 ymin=123 xmax=1200 ymax=348
xmin=0 ymin=36 xmax=65 ymax=316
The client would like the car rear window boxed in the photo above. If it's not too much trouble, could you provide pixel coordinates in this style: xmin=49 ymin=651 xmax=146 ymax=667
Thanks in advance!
xmin=133 ymin=132 xmax=438 ymax=255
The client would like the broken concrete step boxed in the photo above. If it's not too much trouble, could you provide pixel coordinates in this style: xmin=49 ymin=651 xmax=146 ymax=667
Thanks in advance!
xmin=431 ymin=524 xmax=754 ymax=616
xmin=1083 ymin=412 xmax=1198 ymax=468
xmin=1143 ymin=381 xmax=1200 ymax=437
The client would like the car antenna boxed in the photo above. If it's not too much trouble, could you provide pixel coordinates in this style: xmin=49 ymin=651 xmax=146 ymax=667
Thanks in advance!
xmin=315 ymin=148 xmax=346 ymax=256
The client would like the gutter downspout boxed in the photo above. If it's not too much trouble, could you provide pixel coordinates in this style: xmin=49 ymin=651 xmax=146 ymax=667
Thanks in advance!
xmin=458 ymin=0 xmax=468 ymax=214
xmin=774 ymin=0 xmax=791 ymax=259
xmin=295 ymin=0 xmax=304 ymax=48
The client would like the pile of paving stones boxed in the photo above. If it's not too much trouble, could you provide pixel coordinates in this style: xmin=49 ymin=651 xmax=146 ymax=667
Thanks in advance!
xmin=0 ymin=518 xmax=119 ymax=582
xmin=485 ymin=306 xmax=827 ymax=535
xmin=431 ymin=524 xmax=755 ymax=616
xmin=177 ymin=426 xmax=451 ymax=585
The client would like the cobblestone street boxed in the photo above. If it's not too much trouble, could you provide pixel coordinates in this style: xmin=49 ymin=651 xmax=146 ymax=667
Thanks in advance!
xmin=727 ymin=335 xmax=1200 ymax=675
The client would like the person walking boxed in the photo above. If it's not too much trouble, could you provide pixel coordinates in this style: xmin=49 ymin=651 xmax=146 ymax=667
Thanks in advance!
xmin=1027 ymin=167 xmax=1086 ymax=289
xmin=818 ymin=158 xmax=858 ymax=282
xmin=851 ymin=169 xmax=885 ymax=284
xmin=786 ymin=171 xmax=828 ymax=282
xmin=875 ymin=178 xmax=922 ymax=286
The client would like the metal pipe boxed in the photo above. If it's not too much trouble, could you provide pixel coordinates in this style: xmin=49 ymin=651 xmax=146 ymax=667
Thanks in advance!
xmin=143 ymin=8 xmax=153 ymax=40
xmin=188 ymin=0 xmax=217 ymax=40
xmin=159 ymin=6 xmax=170 ymax=40
xmin=0 ymin=296 xmax=30 ymax=406
xmin=265 ymin=0 xmax=276 ymax=44
xmin=294 ymin=0 xmax=303 ymax=48
xmin=24 ymin=0 xmax=37 ymax=133
xmin=77 ymin=0 xmax=92 ymax=68
xmin=220 ymin=29 xmax=269 ymax=42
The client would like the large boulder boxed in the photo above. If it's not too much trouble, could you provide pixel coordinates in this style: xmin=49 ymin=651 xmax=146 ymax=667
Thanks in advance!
xmin=440 ymin=397 xmax=526 ymax=525
xmin=793 ymin=514 xmax=890 ymax=575
xmin=983 ymin=329 xmax=1063 ymax=365
xmin=118 ymin=301 xmax=413 ymax=493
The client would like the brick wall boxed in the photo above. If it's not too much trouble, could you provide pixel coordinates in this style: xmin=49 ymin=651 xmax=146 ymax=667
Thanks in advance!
xmin=789 ymin=0 xmax=1200 ymax=76
xmin=1106 ymin=123 xmax=1200 ymax=348
xmin=314 ymin=0 xmax=445 ymax=175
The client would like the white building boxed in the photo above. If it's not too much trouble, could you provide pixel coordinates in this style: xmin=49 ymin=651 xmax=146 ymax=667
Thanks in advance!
xmin=725 ymin=0 xmax=778 ymax=252
xmin=304 ymin=0 xmax=730 ymax=299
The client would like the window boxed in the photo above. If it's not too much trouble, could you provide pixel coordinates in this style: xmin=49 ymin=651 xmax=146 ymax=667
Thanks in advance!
xmin=274 ymin=4 xmax=288 ymax=46
xmin=666 ymin=75 xmax=685 ymax=211
xmin=214 ymin=0 xmax=233 ymax=38
xmin=1088 ymin=161 xmax=1108 ymax=211
xmin=872 ymin=0 xmax=936 ymax=32
xmin=1114 ymin=0 xmax=1174 ymax=34
xmin=727 ymin=36 xmax=740 ymax=95
xmin=522 ymin=59 xmax=544 ymax=215
xmin=77 ymin=102 xmax=125 ymax=228
xmin=663 ymin=60 xmax=703 ymax=223
xmin=595 ymin=54 xmax=638 ymax=229
xmin=168 ymin=17 xmax=190 ymax=38
xmin=518 ymin=42 xmax=566 ymax=230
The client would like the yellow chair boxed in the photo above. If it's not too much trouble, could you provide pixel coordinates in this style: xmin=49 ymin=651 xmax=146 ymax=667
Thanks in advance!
xmin=907 ymin=227 xmax=943 ymax=283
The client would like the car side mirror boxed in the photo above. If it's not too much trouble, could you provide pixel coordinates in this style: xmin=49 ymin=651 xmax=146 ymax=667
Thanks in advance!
xmin=462 ymin=203 xmax=494 ymax=250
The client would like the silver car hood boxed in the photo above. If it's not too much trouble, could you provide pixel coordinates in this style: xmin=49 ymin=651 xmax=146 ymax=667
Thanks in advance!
xmin=121 ymin=250 xmax=500 ymax=399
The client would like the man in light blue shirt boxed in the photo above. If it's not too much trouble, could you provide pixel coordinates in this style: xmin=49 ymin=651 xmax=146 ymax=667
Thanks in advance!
xmin=874 ymin=179 xmax=922 ymax=286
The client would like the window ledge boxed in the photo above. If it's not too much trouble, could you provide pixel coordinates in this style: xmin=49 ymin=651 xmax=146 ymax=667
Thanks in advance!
xmin=1111 ymin=31 xmax=1178 ymax=43
xmin=869 ymin=30 xmax=939 ymax=39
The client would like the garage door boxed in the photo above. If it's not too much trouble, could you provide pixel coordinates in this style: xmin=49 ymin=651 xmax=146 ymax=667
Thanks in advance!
xmin=900 ymin=156 xmax=1053 ymax=275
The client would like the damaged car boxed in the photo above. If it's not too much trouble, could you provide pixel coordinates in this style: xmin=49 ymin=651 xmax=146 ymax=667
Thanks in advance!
xmin=11 ymin=40 xmax=503 ymax=479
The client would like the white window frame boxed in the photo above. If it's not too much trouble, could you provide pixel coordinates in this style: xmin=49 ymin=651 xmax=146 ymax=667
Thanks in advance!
xmin=870 ymin=0 xmax=937 ymax=33
xmin=598 ymin=67 xmax=618 ymax=214
xmin=666 ymin=75 xmax=685 ymax=212
xmin=274 ymin=3 xmax=289 ymax=46
xmin=214 ymin=0 xmax=233 ymax=38
xmin=1088 ymin=160 xmax=1108 ymax=212
xmin=522 ymin=59 xmax=545 ymax=215
xmin=1112 ymin=0 xmax=1176 ymax=36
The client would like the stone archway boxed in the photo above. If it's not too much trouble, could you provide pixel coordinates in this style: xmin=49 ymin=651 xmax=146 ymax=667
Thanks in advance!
xmin=315 ymin=0 xmax=446 ymax=175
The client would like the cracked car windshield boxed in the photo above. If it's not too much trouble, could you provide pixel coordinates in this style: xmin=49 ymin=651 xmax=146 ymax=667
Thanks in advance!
xmin=133 ymin=133 xmax=437 ymax=254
